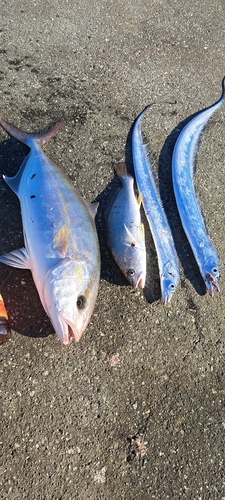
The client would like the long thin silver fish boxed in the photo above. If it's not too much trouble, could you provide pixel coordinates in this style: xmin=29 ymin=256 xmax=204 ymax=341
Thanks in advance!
xmin=172 ymin=77 xmax=225 ymax=295
xmin=132 ymin=107 xmax=180 ymax=304
xmin=0 ymin=118 xmax=100 ymax=344
xmin=105 ymin=163 xmax=146 ymax=289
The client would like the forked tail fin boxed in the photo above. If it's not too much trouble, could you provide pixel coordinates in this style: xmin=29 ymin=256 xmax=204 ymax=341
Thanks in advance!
xmin=0 ymin=118 xmax=62 ymax=147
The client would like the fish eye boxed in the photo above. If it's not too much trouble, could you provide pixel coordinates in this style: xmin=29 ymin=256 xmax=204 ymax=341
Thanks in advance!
xmin=127 ymin=269 xmax=135 ymax=278
xmin=77 ymin=295 xmax=87 ymax=310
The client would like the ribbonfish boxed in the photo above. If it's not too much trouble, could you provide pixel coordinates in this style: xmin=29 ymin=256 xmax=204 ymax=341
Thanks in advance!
xmin=172 ymin=77 xmax=225 ymax=296
xmin=105 ymin=163 xmax=146 ymax=289
xmin=0 ymin=293 xmax=11 ymax=343
xmin=0 ymin=118 xmax=100 ymax=344
xmin=132 ymin=106 xmax=180 ymax=304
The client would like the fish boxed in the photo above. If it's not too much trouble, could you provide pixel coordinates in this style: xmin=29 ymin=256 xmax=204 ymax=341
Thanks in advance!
xmin=0 ymin=293 xmax=11 ymax=343
xmin=132 ymin=106 xmax=180 ymax=304
xmin=172 ymin=77 xmax=225 ymax=295
xmin=105 ymin=163 xmax=146 ymax=289
xmin=0 ymin=118 xmax=100 ymax=344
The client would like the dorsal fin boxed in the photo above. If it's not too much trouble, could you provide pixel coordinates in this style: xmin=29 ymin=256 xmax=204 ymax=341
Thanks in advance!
xmin=124 ymin=224 xmax=137 ymax=247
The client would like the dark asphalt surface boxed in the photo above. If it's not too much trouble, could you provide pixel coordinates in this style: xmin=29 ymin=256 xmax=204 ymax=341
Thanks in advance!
xmin=1 ymin=1 xmax=225 ymax=499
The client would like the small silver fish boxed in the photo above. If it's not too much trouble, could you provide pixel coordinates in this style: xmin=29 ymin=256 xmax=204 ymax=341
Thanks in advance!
xmin=172 ymin=77 xmax=225 ymax=295
xmin=132 ymin=107 xmax=180 ymax=304
xmin=0 ymin=118 xmax=100 ymax=344
xmin=105 ymin=163 xmax=146 ymax=289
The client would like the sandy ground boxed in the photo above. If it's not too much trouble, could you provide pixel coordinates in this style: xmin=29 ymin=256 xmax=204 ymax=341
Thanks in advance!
xmin=0 ymin=1 xmax=225 ymax=498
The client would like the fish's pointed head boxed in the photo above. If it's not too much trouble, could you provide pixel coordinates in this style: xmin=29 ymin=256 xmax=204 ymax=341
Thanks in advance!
xmin=161 ymin=279 xmax=177 ymax=305
xmin=43 ymin=259 xmax=99 ymax=344
xmin=161 ymin=263 xmax=180 ymax=304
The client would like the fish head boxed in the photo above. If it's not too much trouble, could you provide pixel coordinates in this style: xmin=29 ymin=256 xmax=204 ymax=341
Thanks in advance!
xmin=43 ymin=258 xmax=99 ymax=344
xmin=203 ymin=259 xmax=220 ymax=296
xmin=115 ymin=244 xmax=146 ymax=289
xmin=161 ymin=261 xmax=180 ymax=304
xmin=110 ymin=222 xmax=147 ymax=289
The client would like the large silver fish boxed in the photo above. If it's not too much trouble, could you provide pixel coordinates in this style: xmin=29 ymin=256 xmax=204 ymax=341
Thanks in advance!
xmin=172 ymin=77 xmax=225 ymax=295
xmin=0 ymin=118 xmax=100 ymax=344
xmin=105 ymin=163 xmax=146 ymax=289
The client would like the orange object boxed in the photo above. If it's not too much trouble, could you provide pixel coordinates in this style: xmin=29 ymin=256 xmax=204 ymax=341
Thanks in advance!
xmin=0 ymin=294 xmax=11 ymax=343
xmin=0 ymin=294 xmax=8 ymax=320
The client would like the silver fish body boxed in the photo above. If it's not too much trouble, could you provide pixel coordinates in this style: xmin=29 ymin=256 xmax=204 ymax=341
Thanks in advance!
xmin=172 ymin=77 xmax=225 ymax=295
xmin=105 ymin=163 xmax=146 ymax=289
xmin=132 ymin=107 xmax=180 ymax=304
xmin=0 ymin=118 xmax=100 ymax=344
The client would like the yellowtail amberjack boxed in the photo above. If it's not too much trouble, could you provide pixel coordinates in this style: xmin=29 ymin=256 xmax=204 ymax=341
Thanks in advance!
xmin=0 ymin=118 xmax=100 ymax=344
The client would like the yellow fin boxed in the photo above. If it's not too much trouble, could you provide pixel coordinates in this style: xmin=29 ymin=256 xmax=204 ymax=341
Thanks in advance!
xmin=137 ymin=193 xmax=142 ymax=207
xmin=53 ymin=226 xmax=69 ymax=257
xmin=140 ymin=223 xmax=145 ymax=241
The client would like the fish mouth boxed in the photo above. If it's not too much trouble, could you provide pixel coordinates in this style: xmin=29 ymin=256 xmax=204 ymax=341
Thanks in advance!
xmin=163 ymin=295 xmax=169 ymax=305
xmin=205 ymin=273 xmax=220 ymax=296
xmin=135 ymin=272 xmax=145 ymax=289
xmin=162 ymin=292 xmax=171 ymax=305
xmin=58 ymin=312 xmax=83 ymax=345
xmin=161 ymin=283 xmax=176 ymax=305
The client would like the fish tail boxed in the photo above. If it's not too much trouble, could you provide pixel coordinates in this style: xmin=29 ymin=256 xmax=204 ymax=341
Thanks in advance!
xmin=113 ymin=163 xmax=128 ymax=178
xmin=0 ymin=118 xmax=62 ymax=147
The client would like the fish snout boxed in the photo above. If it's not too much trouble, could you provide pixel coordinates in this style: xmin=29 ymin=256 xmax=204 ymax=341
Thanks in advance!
xmin=205 ymin=272 xmax=220 ymax=296
xmin=58 ymin=311 xmax=84 ymax=343
xmin=135 ymin=271 xmax=146 ymax=289
xmin=161 ymin=279 xmax=176 ymax=305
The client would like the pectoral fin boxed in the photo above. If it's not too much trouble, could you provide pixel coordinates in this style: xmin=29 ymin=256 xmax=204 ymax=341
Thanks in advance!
xmin=124 ymin=225 xmax=137 ymax=247
xmin=0 ymin=247 xmax=31 ymax=269
xmin=53 ymin=226 xmax=69 ymax=257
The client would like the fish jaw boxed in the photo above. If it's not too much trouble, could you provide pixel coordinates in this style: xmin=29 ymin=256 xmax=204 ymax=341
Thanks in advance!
xmin=58 ymin=311 xmax=85 ymax=343
xmin=132 ymin=270 xmax=146 ymax=289
xmin=202 ymin=258 xmax=220 ymax=296
xmin=204 ymin=272 xmax=220 ymax=296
